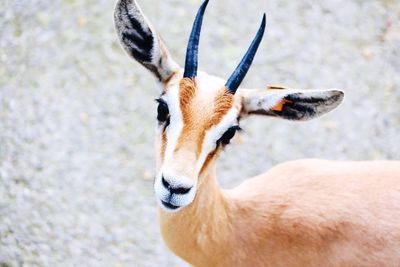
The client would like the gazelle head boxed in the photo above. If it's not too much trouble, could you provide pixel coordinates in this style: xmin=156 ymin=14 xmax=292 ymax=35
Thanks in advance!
xmin=114 ymin=0 xmax=344 ymax=212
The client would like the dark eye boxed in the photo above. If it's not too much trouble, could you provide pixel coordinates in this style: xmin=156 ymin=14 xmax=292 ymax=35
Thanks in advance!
xmin=156 ymin=99 xmax=169 ymax=122
xmin=217 ymin=126 xmax=241 ymax=146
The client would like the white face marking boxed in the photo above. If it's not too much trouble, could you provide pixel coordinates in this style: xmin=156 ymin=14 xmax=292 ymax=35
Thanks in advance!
xmin=154 ymin=105 xmax=239 ymax=213
xmin=163 ymin=87 xmax=183 ymax=161
xmin=154 ymin=72 xmax=239 ymax=212
xmin=154 ymin=83 xmax=195 ymax=212
xmin=195 ymin=107 xmax=238 ymax=174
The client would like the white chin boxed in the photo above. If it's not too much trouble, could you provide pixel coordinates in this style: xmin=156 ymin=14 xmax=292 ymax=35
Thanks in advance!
xmin=153 ymin=177 xmax=197 ymax=212
xmin=157 ymin=198 xmax=183 ymax=213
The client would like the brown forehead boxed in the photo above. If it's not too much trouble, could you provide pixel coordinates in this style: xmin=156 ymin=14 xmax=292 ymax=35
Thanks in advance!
xmin=179 ymin=78 xmax=234 ymax=126
xmin=175 ymin=78 xmax=234 ymax=156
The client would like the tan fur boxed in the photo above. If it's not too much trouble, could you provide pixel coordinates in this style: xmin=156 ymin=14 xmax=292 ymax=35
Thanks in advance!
xmin=160 ymin=131 xmax=167 ymax=165
xmin=154 ymin=72 xmax=400 ymax=267
xmin=114 ymin=2 xmax=400 ymax=264
xmin=207 ymin=88 xmax=234 ymax=129
xmin=161 ymin=159 xmax=400 ymax=267
xmin=176 ymin=78 xmax=200 ymax=156
xmin=175 ymin=78 xmax=233 ymax=158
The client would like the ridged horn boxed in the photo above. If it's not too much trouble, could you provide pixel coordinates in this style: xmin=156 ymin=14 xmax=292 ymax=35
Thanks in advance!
xmin=183 ymin=0 xmax=210 ymax=79
xmin=225 ymin=14 xmax=266 ymax=94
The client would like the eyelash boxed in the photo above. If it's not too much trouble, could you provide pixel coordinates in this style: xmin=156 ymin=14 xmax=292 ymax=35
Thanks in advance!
xmin=217 ymin=126 xmax=242 ymax=146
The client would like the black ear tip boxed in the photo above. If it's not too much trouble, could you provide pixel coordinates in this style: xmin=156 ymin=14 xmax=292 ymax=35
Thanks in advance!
xmin=333 ymin=90 xmax=345 ymax=100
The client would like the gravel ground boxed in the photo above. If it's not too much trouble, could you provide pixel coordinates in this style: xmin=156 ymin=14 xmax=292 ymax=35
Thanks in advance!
xmin=0 ymin=0 xmax=399 ymax=266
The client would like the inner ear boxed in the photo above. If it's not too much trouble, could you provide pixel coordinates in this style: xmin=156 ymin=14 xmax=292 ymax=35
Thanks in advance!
xmin=270 ymin=99 xmax=293 ymax=112
xmin=277 ymin=91 xmax=344 ymax=120
xmin=114 ymin=0 xmax=179 ymax=82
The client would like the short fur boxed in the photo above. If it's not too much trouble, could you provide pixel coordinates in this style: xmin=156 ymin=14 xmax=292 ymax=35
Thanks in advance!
xmin=114 ymin=0 xmax=179 ymax=81
xmin=176 ymin=78 xmax=233 ymax=158
xmin=114 ymin=1 xmax=400 ymax=266
xmin=161 ymin=160 xmax=400 ymax=267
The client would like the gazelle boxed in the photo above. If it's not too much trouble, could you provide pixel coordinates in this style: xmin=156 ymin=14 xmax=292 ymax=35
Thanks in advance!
xmin=114 ymin=0 xmax=400 ymax=266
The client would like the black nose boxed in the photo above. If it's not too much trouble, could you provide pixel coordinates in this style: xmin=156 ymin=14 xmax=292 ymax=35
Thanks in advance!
xmin=162 ymin=176 xmax=192 ymax=195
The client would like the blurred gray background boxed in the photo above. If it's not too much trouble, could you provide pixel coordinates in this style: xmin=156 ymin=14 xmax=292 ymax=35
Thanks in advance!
xmin=1 ymin=0 xmax=399 ymax=266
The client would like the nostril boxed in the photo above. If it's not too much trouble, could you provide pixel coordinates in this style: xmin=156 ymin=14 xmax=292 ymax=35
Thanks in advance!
xmin=161 ymin=176 xmax=170 ymax=189
xmin=171 ymin=186 xmax=192 ymax=195
xmin=161 ymin=175 xmax=193 ymax=195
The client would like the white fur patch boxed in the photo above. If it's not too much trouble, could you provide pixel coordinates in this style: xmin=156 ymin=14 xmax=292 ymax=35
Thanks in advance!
xmin=163 ymin=88 xmax=183 ymax=160
xmin=154 ymin=105 xmax=239 ymax=212
xmin=153 ymin=175 xmax=196 ymax=213
xmin=243 ymin=89 xmax=292 ymax=111
xmin=153 ymin=81 xmax=241 ymax=212
xmin=154 ymin=85 xmax=197 ymax=212
xmin=196 ymin=107 xmax=239 ymax=173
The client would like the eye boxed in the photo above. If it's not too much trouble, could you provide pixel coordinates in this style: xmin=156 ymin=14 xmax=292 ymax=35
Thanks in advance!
xmin=217 ymin=126 xmax=241 ymax=146
xmin=156 ymin=99 xmax=169 ymax=122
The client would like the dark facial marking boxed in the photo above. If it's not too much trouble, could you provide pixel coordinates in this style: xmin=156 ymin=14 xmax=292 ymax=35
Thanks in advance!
xmin=156 ymin=99 xmax=169 ymax=121
xmin=217 ymin=126 xmax=241 ymax=146
xmin=156 ymin=99 xmax=170 ymax=130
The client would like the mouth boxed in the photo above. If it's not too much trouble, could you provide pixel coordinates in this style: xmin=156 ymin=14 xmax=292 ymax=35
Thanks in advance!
xmin=161 ymin=200 xmax=180 ymax=210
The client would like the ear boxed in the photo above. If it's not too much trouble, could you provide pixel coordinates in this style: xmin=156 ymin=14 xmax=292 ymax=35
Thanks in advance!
xmin=239 ymin=86 xmax=344 ymax=121
xmin=114 ymin=0 xmax=180 ymax=82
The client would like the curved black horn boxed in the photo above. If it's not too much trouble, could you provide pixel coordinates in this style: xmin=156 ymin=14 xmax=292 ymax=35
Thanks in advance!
xmin=225 ymin=14 xmax=266 ymax=94
xmin=183 ymin=0 xmax=209 ymax=79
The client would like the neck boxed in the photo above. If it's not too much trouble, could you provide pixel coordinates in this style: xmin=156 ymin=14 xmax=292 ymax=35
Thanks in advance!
xmin=159 ymin=160 xmax=233 ymax=266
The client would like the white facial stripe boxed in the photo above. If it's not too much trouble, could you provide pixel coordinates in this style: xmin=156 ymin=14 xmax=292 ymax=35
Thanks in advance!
xmin=154 ymin=86 xmax=195 ymax=212
xmin=155 ymin=80 xmax=165 ymax=94
xmin=164 ymin=87 xmax=183 ymax=161
xmin=154 ymin=73 xmax=239 ymax=212
xmin=195 ymin=107 xmax=239 ymax=173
